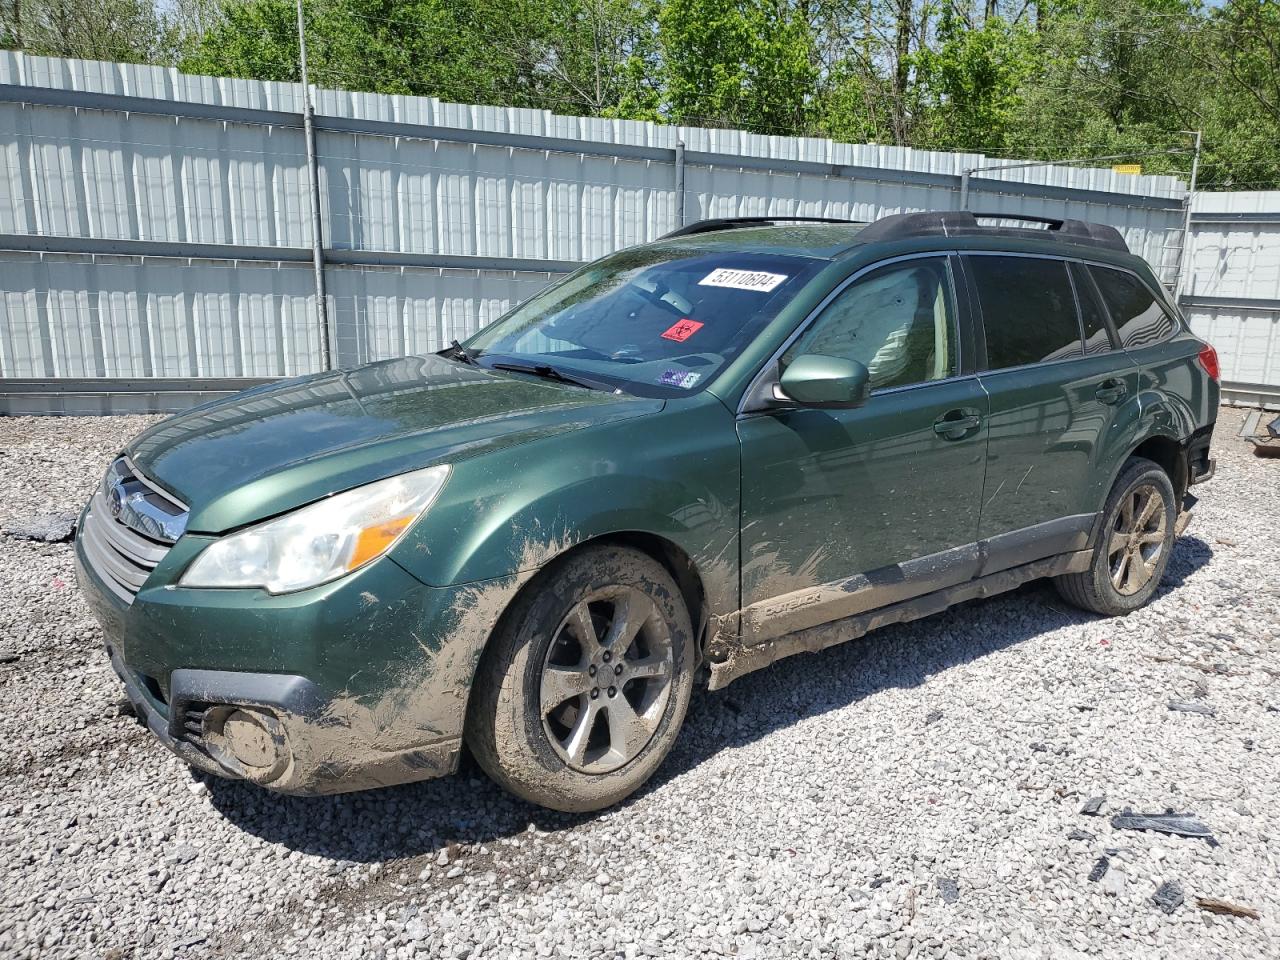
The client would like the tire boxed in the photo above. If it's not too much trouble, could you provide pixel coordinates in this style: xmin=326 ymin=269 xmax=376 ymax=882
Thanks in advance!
xmin=1054 ymin=456 xmax=1177 ymax=616
xmin=466 ymin=544 xmax=695 ymax=812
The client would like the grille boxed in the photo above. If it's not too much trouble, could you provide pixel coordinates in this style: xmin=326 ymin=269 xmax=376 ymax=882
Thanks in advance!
xmin=79 ymin=458 xmax=187 ymax=604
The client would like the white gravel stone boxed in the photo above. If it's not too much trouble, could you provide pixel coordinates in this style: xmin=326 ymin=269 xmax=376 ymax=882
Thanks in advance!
xmin=1 ymin=407 xmax=1278 ymax=959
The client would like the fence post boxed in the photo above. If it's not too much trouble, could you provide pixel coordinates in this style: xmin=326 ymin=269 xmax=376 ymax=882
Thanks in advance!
xmin=1174 ymin=130 xmax=1202 ymax=301
xmin=675 ymin=139 xmax=686 ymax=227
xmin=296 ymin=0 xmax=331 ymax=370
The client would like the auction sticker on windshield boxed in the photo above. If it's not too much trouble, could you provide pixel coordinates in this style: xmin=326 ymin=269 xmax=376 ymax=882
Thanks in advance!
xmin=661 ymin=319 xmax=704 ymax=342
xmin=698 ymin=268 xmax=787 ymax=292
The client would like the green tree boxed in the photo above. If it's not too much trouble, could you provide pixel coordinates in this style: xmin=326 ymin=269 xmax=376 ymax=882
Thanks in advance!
xmin=2 ymin=0 xmax=171 ymax=62
xmin=657 ymin=0 xmax=816 ymax=132
xmin=914 ymin=12 xmax=1036 ymax=154
xmin=6 ymin=0 xmax=1280 ymax=189
xmin=181 ymin=0 xmax=544 ymax=104
xmin=1195 ymin=0 xmax=1280 ymax=188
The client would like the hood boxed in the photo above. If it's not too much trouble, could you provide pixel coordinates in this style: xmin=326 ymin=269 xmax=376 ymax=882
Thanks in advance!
xmin=127 ymin=354 xmax=661 ymax=532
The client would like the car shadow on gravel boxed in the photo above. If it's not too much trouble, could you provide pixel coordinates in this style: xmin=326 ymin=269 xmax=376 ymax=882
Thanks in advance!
xmin=206 ymin=534 xmax=1214 ymax=861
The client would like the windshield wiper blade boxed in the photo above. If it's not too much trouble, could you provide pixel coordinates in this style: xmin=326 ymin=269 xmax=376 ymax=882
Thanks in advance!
xmin=441 ymin=339 xmax=478 ymax=364
xmin=489 ymin=361 xmax=608 ymax=391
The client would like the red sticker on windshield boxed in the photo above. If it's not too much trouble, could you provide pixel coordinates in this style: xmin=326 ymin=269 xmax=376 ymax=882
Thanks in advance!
xmin=661 ymin=319 xmax=704 ymax=342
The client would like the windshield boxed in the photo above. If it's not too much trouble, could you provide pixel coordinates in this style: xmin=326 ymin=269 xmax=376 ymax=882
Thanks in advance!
xmin=464 ymin=246 xmax=824 ymax=398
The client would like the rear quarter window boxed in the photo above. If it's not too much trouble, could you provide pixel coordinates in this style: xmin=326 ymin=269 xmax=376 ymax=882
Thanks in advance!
xmin=967 ymin=255 xmax=1082 ymax=370
xmin=1089 ymin=266 xmax=1176 ymax=348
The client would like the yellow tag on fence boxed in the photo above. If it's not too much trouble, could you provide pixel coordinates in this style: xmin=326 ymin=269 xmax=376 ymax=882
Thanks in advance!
xmin=1112 ymin=164 xmax=1142 ymax=175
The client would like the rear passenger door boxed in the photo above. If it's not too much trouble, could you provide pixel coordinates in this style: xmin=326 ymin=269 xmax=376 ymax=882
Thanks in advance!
xmin=965 ymin=254 xmax=1140 ymax=570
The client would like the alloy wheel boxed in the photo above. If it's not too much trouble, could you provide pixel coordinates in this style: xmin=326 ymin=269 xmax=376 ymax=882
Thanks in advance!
xmin=539 ymin=586 xmax=674 ymax=774
xmin=1107 ymin=483 xmax=1168 ymax=596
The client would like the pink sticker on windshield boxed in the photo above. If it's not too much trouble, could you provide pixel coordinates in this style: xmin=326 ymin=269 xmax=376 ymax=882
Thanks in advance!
xmin=661 ymin=319 xmax=704 ymax=342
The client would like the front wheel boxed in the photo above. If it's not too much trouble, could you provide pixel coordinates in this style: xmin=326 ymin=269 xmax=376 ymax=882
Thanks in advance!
xmin=1054 ymin=456 xmax=1177 ymax=616
xmin=466 ymin=545 xmax=695 ymax=812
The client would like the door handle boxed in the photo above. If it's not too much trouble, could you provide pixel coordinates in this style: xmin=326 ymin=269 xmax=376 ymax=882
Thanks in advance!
xmin=933 ymin=410 xmax=982 ymax=439
xmin=1095 ymin=380 xmax=1128 ymax=405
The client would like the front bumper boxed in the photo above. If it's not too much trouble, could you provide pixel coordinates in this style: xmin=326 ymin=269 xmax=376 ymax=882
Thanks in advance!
xmin=106 ymin=643 xmax=462 ymax=793
xmin=77 ymin=524 xmax=525 ymax=795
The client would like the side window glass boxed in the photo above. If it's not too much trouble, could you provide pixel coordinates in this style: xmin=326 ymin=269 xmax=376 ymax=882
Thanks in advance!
xmin=967 ymin=256 xmax=1081 ymax=369
xmin=1070 ymin=262 xmax=1115 ymax=355
xmin=1089 ymin=266 xmax=1175 ymax=348
xmin=782 ymin=258 xmax=957 ymax=392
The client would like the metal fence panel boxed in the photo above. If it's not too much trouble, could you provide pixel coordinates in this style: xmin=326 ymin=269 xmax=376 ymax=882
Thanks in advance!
xmin=17 ymin=51 xmax=1280 ymax=414
xmin=1183 ymin=192 xmax=1280 ymax=407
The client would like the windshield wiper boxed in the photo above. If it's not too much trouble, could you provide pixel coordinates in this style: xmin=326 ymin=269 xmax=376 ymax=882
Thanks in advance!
xmin=488 ymin=361 xmax=611 ymax=392
xmin=441 ymin=339 xmax=479 ymax=365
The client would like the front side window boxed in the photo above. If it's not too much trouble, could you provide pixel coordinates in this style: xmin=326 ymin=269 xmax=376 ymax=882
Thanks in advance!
xmin=465 ymin=248 xmax=823 ymax=398
xmin=781 ymin=257 xmax=958 ymax=391
xmin=1089 ymin=265 xmax=1176 ymax=348
xmin=968 ymin=255 xmax=1082 ymax=369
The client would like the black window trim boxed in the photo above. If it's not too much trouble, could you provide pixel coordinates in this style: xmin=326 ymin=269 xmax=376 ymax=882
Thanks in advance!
xmin=737 ymin=251 xmax=971 ymax=416
xmin=1067 ymin=261 xmax=1122 ymax=352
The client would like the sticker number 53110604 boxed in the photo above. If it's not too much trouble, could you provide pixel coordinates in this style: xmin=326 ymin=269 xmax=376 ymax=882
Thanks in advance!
xmin=698 ymin=268 xmax=788 ymax=292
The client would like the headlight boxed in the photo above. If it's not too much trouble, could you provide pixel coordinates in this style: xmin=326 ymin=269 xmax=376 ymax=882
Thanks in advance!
xmin=180 ymin=464 xmax=450 ymax=594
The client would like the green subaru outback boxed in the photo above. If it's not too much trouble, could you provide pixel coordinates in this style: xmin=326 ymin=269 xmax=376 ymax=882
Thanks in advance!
xmin=76 ymin=211 xmax=1219 ymax=811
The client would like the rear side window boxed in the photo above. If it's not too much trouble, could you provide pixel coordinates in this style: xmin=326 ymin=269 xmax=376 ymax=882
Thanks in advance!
xmin=967 ymin=256 xmax=1082 ymax=369
xmin=1089 ymin=266 xmax=1176 ymax=348
xmin=1070 ymin=262 xmax=1115 ymax=355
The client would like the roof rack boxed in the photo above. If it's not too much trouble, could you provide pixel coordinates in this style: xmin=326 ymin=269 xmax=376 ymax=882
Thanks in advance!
xmin=659 ymin=216 xmax=864 ymax=239
xmin=857 ymin=211 xmax=1129 ymax=252
xmin=660 ymin=210 xmax=1130 ymax=253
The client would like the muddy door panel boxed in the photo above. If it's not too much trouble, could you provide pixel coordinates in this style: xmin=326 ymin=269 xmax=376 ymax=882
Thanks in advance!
xmin=735 ymin=377 xmax=989 ymax=644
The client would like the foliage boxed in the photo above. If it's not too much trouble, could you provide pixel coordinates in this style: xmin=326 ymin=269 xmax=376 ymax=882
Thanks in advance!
xmin=3 ymin=0 xmax=1280 ymax=187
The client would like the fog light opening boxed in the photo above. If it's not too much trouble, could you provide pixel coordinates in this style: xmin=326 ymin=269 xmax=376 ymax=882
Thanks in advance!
xmin=203 ymin=705 xmax=291 ymax=784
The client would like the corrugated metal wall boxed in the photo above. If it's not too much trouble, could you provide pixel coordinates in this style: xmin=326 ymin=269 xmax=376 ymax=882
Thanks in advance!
xmin=0 ymin=52 xmax=1233 ymax=414
xmin=1182 ymin=191 xmax=1280 ymax=407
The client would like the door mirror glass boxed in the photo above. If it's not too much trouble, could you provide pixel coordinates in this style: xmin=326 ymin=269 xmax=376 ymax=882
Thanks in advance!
xmin=777 ymin=354 xmax=870 ymax=408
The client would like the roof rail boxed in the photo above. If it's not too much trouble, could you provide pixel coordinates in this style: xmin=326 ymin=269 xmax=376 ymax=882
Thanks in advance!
xmin=659 ymin=216 xmax=864 ymax=239
xmin=857 ymin=211 xmax=1129 ymax=252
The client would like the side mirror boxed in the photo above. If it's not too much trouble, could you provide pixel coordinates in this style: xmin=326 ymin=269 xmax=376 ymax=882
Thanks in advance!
xmin=777 ymin=354 xmax=870 ymax=409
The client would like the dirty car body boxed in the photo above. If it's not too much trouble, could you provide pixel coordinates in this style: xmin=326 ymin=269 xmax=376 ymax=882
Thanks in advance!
xmin=75 ymin=211 xmax=1220 ymax=802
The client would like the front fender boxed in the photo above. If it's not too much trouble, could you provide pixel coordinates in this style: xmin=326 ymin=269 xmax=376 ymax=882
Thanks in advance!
xmin=389 ymin=396 xmax=742 ymax=622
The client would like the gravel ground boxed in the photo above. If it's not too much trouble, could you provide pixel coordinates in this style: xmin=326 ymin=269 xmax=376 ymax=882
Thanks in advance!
xmin=1 ymin=406 xmax=1278 ymax=960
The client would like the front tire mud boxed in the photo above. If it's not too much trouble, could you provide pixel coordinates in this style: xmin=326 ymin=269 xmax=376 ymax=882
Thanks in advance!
xmin=466 ymin=545 xmax=695 ymax=812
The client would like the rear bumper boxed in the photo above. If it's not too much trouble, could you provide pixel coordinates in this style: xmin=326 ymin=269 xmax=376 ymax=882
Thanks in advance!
xmin=1187 ymin=424 xmax=1215 ymax=485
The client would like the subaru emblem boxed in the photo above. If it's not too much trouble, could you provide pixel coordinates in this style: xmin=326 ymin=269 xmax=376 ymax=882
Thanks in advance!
xmin=108 ymin=481 xmax=125 ymax=519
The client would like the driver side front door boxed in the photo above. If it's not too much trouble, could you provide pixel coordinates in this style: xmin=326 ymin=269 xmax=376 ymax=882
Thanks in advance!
xmin=735 ymin=254 xmax=989 ymax=645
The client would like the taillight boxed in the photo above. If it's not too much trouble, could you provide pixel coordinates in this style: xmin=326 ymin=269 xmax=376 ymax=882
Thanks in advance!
xmin=1196 ymin=343 xmax=1220 ymax=382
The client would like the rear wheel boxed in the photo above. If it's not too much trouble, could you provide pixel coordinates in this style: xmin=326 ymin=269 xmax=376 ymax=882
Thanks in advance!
xmin=1054 ymin=457 xmax=1176 ymax=616
xmin=466 ymin=545 xmax=695 ymax=812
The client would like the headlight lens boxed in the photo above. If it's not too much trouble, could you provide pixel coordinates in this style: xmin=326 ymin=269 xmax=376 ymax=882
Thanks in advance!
xmin=181 ymin=464 xmax=450 ymax=594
